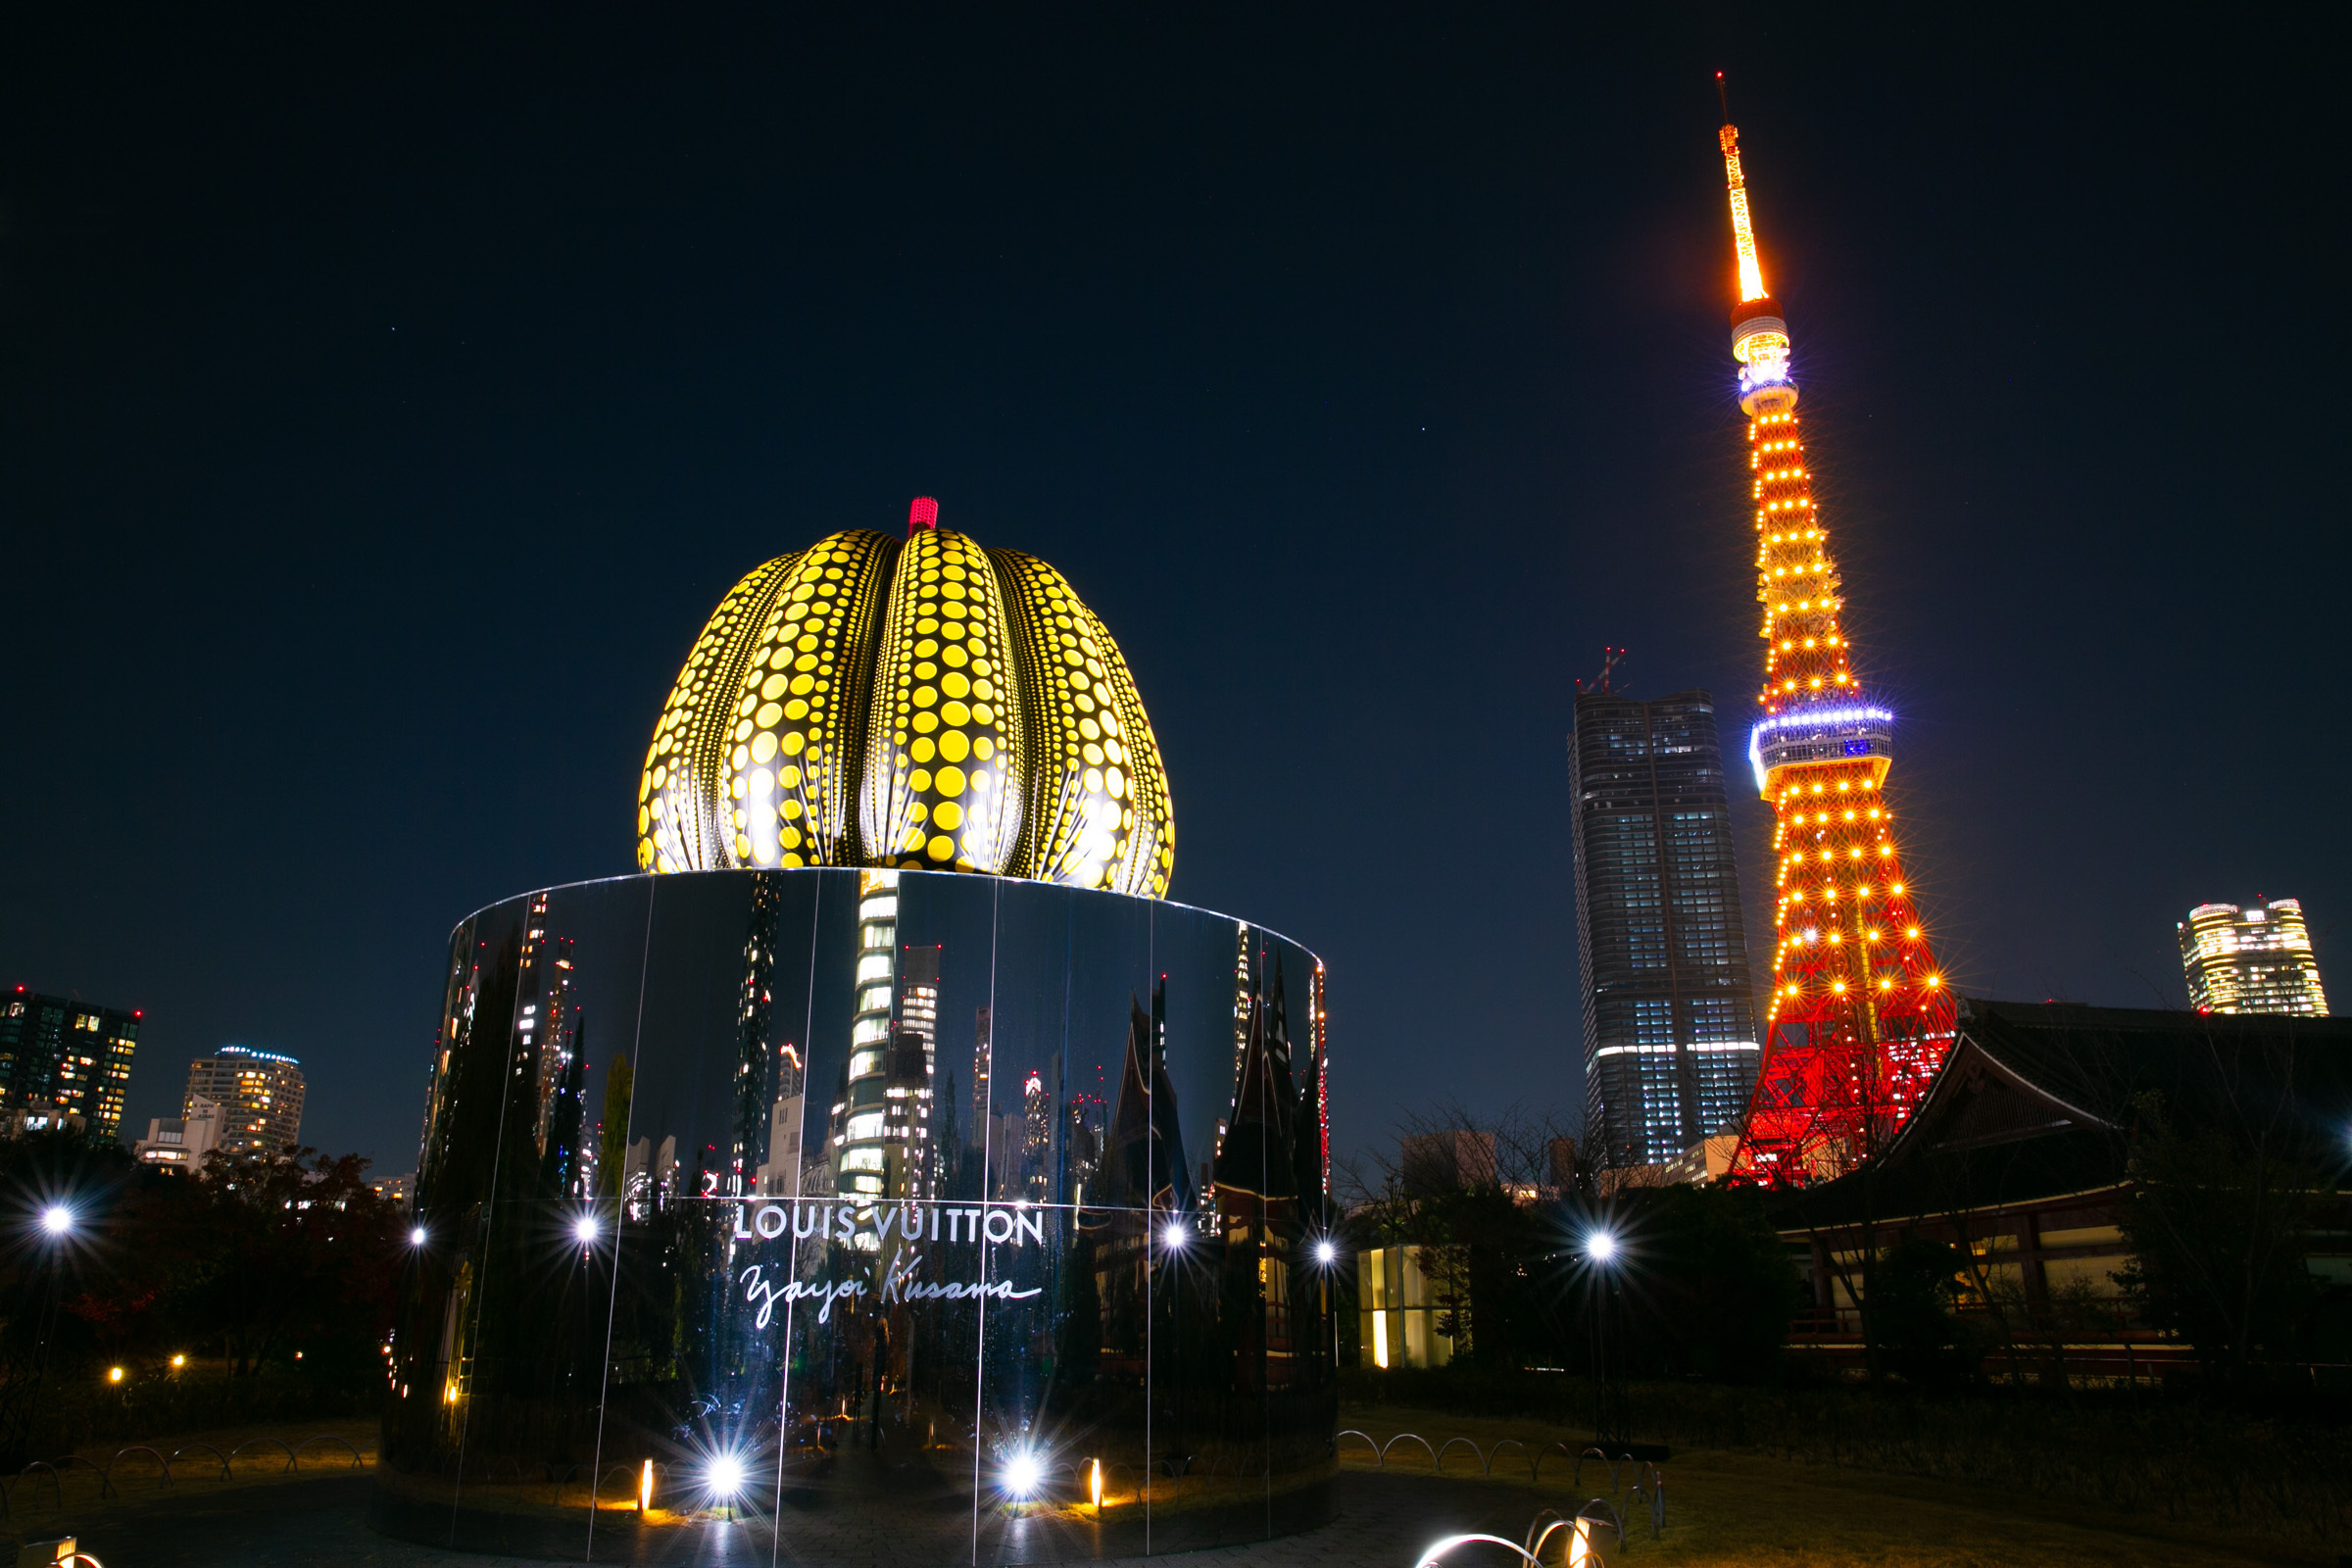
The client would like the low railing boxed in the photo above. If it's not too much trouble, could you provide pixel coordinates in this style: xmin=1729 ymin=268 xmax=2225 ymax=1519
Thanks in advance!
xmin=1413 ymin=1500 xmax=1629 ymax=1565
xmin=0 ymin=1435 xmax=368 ymax=1518
xmin=1339 ymin=1429 xmax=1666 ymax=1547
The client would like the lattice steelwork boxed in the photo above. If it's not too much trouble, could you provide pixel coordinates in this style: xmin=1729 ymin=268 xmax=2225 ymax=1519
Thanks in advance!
xmin=1717 ymin=117 xmax=1954 ymax=1188
xmin=638 ymin=499 xmax=1173 ymax=897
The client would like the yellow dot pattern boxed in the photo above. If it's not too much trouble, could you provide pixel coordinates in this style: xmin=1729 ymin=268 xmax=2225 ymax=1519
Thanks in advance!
xmin=723 ymin=529 xmax=897 ymax=868
xmin=990 ymin=549 xmax=1173 ymax=899
xmin=857 ymin=528 xmax=1026 ymax=874
xmin=639 ymin=519 xmax=1173 ymax=898
xmin=638 ymin=551 xmax=805 ymax=873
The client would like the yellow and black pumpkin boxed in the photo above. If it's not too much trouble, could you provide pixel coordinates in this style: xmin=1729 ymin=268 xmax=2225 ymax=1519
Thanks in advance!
xmin=637 ymin=500 xmax=1173 ymax=899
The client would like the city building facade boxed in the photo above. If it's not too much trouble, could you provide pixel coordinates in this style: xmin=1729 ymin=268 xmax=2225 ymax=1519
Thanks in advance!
xmin=131 ymin=1096 xmax=227 ymax=1172
xmin=0 ymin=987 xmax=140 ymax=1142
xmin=182 ymin=1046 xmax=306 ymax=1152
xmin=1569 ymin=690 xmax=1760 ymax=1168
xmin=2179 ymin=900 xmax=2328 ymax=1015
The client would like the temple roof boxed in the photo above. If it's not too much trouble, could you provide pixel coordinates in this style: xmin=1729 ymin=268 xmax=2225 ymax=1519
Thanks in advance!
xmin=1769 ymin=998 xmax=2352 ymax=1232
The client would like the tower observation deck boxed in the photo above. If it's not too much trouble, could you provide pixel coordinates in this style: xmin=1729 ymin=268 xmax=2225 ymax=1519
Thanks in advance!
xmin=1716 ymin=101 xmax=1954 ymax=1187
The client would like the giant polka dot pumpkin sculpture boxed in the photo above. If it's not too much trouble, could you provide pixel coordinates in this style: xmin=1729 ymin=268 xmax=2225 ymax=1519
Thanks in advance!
xmin=638 ymin=498 xmax=1173 ymax=898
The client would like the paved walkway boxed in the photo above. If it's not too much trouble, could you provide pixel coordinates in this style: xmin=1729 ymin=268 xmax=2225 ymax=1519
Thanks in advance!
xmin=60 ymin=1472 xmax=1561 ymax=1568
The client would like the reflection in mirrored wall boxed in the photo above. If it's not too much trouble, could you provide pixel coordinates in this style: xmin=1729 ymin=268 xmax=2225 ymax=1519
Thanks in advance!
xmin=376 ymin=869 xmax=1336 ymax=1564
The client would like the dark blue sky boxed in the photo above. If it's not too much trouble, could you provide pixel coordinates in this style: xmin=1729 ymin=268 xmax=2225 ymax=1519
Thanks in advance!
xmin=3 ymin=8 xmax=2343 ymax=1172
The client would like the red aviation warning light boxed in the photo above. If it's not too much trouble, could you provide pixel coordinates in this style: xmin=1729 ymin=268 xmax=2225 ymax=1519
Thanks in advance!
xmin=1715 ymin=87 xmax=1955 ymax=1188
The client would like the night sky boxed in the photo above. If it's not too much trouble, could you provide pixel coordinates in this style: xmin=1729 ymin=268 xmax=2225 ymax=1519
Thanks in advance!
xmin=4 ymin=10 xmax=2344 ymax=1174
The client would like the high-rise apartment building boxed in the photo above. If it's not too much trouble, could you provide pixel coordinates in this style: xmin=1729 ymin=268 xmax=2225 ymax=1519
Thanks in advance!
xmin=2179 ymin=901 xmax=2328 ymax=1016
xmin=0 ymin=988 xmax=140 ymax=1142
xmin=832 ymin=872 xmax=942 ymax=1207
xmin=183 ymin=1046 xmax=306 ymax=1152
xmin=1569 ymin=689 xmax=1760 ymax=1168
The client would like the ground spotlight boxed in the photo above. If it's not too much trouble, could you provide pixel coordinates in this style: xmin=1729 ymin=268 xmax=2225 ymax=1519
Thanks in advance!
xmin=706 ymin=1450 xmax=747 ymax=1500
xmin=1002 ymin=1447 xmax=1044 ymax=1498
xmin=40 ymin=1203 xmax=74 ymax=1238
xmin=1587 ymin=1230 xmax=1617 ymax=1263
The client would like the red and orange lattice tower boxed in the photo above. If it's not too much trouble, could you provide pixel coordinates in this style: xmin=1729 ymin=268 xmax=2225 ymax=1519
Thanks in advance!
xmin=1716 ymin=100 xmax=1953 ymax=1187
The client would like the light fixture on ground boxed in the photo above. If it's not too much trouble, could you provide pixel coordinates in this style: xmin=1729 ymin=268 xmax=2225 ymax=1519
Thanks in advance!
xmin=705 ymin=1450 xmax=746 ymax=1502
xmin=1001 ymin=1447 xmax=1044 ymax=1499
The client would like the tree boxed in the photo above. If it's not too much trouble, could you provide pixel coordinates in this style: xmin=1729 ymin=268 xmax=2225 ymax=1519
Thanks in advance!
xmin=103 ymin=1146 xmax=406 ymax=1377
xmin=2115 ymin=1091 xmax=2321 ymax=1382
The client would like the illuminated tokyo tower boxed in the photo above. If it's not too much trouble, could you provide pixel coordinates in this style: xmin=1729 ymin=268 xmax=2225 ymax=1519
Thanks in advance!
xmin=1715 ymin=86 xmax=1954 ymax=1187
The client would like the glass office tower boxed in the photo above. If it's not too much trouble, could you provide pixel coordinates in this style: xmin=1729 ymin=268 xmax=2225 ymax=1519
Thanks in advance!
xmin=1569 ymin=689 xmax=1760 ymax=1167
xmin=2179 ymin=900 xmax=2329 ymax=1015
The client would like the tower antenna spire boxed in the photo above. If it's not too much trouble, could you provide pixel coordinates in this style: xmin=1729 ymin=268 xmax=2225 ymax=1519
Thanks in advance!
xmin=1716 ymin=70 xmax=1730 ymax=125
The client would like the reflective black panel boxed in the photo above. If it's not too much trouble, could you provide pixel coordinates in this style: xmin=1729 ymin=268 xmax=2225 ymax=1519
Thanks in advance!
xmin=376 ymin=869 xmax=1335 ymax=1563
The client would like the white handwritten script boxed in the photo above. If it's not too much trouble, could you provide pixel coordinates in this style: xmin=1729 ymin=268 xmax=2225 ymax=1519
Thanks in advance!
xmin=738 ymin=1256 xmax=1041 ymax=1328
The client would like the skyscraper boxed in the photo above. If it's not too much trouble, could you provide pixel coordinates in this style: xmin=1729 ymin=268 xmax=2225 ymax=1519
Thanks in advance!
xmin=1569 ymin=690 xmax=1760 ymax=1168
xmin=0 ymin=988 xmax=140 ymax=1142
xmin=837 ymin=870 xmax=902 ymax=1200
xmin=183 ymin=1046 xmax=306 ymax=1152
xmin=1712 ymin=98 xmax=1953 ymax=1186
xmin=832 ymin=872 xmax=943 ymax=1206
xmin=2180 ymin=901 xmax=2328 ymax=1015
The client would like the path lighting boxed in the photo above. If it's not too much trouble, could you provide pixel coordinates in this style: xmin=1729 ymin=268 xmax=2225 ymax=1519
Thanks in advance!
xmin=638 ymin=1458 xmax=655 ymax=1512
xmin=1002 ymin=1447 xmax=1044 ymax=1499
xmin=706 ymin=1451 xmax=746 ymax=1501
xmin=409 ymin=1225 xmax=427 ymax=1248
xmin=171 ymin=1354 xmax=185 ymax=1369
xmin=1586 ymin=1230 xmax=1617 ymax=1263
xmin=108 ymin=1366 xmax=124 ymax=1384
xmin=41 ymin=1203 xmax=74 ymax=1238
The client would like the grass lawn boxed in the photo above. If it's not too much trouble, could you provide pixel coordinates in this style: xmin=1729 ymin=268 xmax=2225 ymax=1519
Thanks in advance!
xmin=1339 ymin=1402 xmax=2330 ymax=1566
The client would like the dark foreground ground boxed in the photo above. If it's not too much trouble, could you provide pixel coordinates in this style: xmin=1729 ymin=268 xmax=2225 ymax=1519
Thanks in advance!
xmin=2 ymin=1410 xmax=2321 ymax=1567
